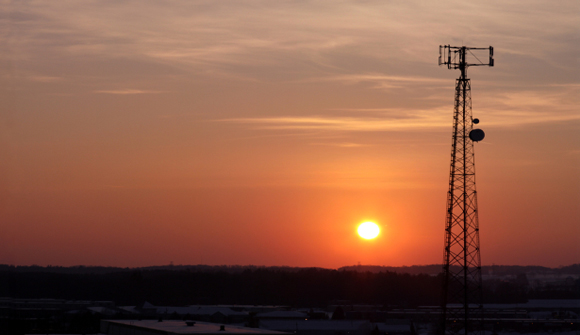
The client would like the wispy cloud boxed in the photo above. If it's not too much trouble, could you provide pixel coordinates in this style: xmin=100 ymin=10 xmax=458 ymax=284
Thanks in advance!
xmin=29 ymin=76 xmax=63 ymax=83
xmin=5 ymin=0 xmax=578 ymax=85
xmin=302 ymin=74 xmax=449 ymax=90
xmin=3 ymin=0 xmax=579 ymax=127
xmin=219 ymin=112 xmax=449 ymax=132
xmin=93 ymin=89 xmax=164 ymax=95
xmin=221 ymin=90 xmax=580 ymax=133
xmin=310 ymin=142 xmax=368 ymax=148
xmin=478 ymin=85 xmax=580 ymax=126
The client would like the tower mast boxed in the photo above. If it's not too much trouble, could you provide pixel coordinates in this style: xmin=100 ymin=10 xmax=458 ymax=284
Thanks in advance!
xmin=438 ymin=45 xmax=493 ymax=335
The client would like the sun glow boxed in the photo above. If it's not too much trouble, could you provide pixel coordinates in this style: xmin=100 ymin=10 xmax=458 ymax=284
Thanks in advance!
xmin=357 ymin=221 xmax=380 ymax=240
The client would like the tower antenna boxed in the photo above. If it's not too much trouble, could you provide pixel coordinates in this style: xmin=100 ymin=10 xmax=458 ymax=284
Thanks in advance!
xmin=438 ymin=45 xmax=493 ymax=335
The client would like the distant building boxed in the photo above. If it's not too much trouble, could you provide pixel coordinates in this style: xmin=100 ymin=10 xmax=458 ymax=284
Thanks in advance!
xmin=0 ymin=297 xmax=115 ymax=319
xmin=100 ymin=320 xmax=289 ymax=335
xmin=156 ymin=305 xmax=249 ymax=324
xmin=256 ymin=310 xmax=308 ymax=320
xmin=258 ymin=319 xmax=413 ymax=335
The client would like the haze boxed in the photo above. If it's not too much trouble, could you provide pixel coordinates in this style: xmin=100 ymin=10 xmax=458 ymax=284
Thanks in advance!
xmin=1 ymin=0 xmax=578 ymax=268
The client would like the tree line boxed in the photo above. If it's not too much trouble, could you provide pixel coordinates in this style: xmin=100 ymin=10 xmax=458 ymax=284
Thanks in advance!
xmin=2 ymin=266 xmax=576 ymax=307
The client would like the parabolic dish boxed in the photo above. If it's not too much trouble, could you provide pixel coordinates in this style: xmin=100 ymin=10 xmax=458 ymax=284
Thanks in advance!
xmin=469 ymin=128 xmax=485 ymax=142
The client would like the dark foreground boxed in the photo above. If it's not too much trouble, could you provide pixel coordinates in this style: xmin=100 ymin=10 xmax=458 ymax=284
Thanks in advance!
xmin=0 ymin=264 xmax=578 ymax=334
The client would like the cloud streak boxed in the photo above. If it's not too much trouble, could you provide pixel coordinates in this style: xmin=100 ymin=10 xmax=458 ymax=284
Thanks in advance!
xmin=6 ymin=0 xmax=578 ymax=81
xmin=93 ymin=89 xmax=164 ymax=95
xmin=219 ymin=113 xmax=450 ymax=132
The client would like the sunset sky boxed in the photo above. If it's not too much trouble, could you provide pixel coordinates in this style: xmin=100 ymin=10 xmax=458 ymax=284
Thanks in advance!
xmin=1 ymin=0 xmax=578 ymax=268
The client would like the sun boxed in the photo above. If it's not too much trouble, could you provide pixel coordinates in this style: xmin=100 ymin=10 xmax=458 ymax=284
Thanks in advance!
xmin=357 ymin=221 xmax=380 ymax=240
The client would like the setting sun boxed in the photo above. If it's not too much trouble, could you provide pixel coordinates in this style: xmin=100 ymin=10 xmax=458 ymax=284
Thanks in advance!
xmin=357 ymin=221 xmax=380 ymax=240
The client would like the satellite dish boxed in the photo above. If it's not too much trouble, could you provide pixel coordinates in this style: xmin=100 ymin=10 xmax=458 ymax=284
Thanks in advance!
xmin=473 ymin=118 xmax=479 ymax=124
xmin=469 ymin=129 xmax=485 ymax=142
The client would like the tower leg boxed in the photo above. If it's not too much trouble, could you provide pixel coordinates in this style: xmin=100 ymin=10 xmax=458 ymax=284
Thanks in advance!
xmin=440 ymin=76 xmax=484 ymax=335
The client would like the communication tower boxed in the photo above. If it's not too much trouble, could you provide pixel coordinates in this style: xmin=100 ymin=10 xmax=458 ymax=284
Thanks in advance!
xmin=438 ymin=45 xmax=494 ymax=335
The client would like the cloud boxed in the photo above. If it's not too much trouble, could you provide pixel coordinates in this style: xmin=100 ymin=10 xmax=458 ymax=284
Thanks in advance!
xmin=303 ymin=74 xmax=449 ymax=90
xmin=3 ymin=0 xmax=578 ymax=125
xmin=310 ymin=142 xmax=368 ymax=148
xmin=477 ymin=85 xmax=580 ymax=126
xmin=219 ymin=112 xmax=449 ymax=132
xmin=5 ymin=0 xmax=578 ymax=85
xmin=93 ymin=89 xmax=163 ymax=95
xmin=29 ymin=76 xmax=63 ymax=83
xmin=220 ymin=84 xmax=580 ymax=133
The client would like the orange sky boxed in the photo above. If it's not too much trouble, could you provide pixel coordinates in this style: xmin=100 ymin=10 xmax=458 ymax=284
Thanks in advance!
xmin=1 ymin=1 xmax=578 ymax=268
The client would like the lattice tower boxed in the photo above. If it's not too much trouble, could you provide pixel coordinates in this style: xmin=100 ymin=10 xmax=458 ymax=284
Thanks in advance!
xmin=438 ymin=45 xmax=494 ymax=335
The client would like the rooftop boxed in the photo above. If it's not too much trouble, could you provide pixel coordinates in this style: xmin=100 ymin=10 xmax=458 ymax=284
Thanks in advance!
xmin=102 ymin=320 xmax=289 ymax=335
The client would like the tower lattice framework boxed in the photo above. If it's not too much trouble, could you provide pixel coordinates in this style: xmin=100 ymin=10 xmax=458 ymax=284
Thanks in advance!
xmin=439 ymin=45 xmax=493 ymax=335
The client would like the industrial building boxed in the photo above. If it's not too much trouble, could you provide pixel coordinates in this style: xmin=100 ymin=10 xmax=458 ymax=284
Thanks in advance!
xmin=100 ymin=319 xmax=289 ymax=335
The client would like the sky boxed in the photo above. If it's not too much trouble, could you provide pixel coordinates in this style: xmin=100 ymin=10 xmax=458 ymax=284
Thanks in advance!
xmin=0 ymin=0 xmax=578 ymax=268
